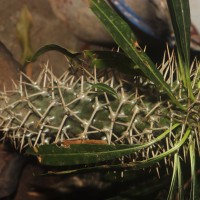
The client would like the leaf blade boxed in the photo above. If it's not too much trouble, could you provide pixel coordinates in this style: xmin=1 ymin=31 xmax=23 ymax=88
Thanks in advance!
xmin=90 ymin=0 xmax=184 ymax=109
xmin=26 ymin=124 xmax=180 ymax=166
xmin=45 ymin=126 xmax=190 ymax=174
xmin=167 ymin=0 xmax=194 ymax=100
xmin=27 ymin=44 xmax=80 ymax=63
xmin=189 ymin=139 xmax=198 ymax=200
xmin=91 ymin=82 xmax=119 ymax=99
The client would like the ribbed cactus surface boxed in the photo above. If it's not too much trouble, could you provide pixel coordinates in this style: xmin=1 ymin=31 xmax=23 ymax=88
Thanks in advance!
xmin=0 ymin=64 xmax=197 ymax=154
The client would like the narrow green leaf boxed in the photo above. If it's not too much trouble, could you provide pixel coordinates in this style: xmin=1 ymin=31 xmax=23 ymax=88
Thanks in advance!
xmin=133 ymin=128 xmax=190 ymax=169
xmin=44 ymin=126 xmax=190 ymax=174
xmin=167 ymin=0 xmax=190 ymax=67
xmin=26 ymin=124 xmax=180 ymax=166
xmin=167 ymin=153 xmax=178 ymax=200
xmin=177 ymin=155 xmax=184 ymax=200
xmin=167 ymin=128 xmax=191 ymax=200
xmin=167 ymin=0 xmax=194 ymax=100
xmin=28 ymin=45 xmax=142 ymax=76
xmin=189 ymin=139 xmax=197 ymax=200
xmin=91 ymin=83 xmax=119 ymax=99
xmin=90 ymin=0 xmax=184 ymax=109
xmin=27 ymin=44 xmax=80 ymax=63
xmin=82 ymin=50 xmax=144 ymax=76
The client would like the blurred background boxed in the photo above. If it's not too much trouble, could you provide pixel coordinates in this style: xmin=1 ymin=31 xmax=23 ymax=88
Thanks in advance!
xmin=190 ymin=0 xmax=200 ymax=30
xmin=0 ymin=0 xmax=200 ymax=80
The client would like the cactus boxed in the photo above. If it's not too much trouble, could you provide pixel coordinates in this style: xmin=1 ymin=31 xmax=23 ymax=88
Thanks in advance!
xmin=0 ymin=1 xmax=199 ymax=199
xmin=0 ymin=64 xmax=168 ymax=150
xmin=0 ymin=58 xmax=198 ymax=158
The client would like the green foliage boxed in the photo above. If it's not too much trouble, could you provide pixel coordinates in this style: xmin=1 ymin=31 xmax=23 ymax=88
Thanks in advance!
xmin=89 ymin=0 xmax=199 ymax=199
xmin=27 ymin=43 xmax=80 ymax=63
xmin=26 ymin=123 xmax=180 ymax=166
xmin=1 ymin=0 xmax=199 ymax=199
xmin=167 ymin=0 xmax=194 ymax=100
xmin=90 ymin=0 xmax=184 ymax=110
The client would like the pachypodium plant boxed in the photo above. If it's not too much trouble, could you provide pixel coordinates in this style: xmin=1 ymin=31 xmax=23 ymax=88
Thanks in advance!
xmin=0 ymin=0 xmax=199 ymax=199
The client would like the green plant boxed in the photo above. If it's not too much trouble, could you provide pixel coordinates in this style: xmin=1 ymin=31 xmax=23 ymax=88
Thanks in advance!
xmin=0 ymin=0 xmax=200 ymax=199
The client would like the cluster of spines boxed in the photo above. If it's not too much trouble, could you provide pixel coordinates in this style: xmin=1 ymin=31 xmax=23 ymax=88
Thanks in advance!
xmin=0 ymin=52 xmax=199 ymax=170
xmin=0 ymin=64 xmax=172 ymax=151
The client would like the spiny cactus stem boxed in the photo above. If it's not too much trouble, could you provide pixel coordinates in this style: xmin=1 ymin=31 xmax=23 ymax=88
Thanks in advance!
xmin=34 ymin=121 xmax=45 ymax=147
xmin=27 ymin=100 xmax=43 ymax=117
xmin=82 ymin=101 xmax=99 ymax=133
xmin=1 ymin=60 xmax=199 ymax=158
xmin=37 ymin=100 xmax=57 ymax=124
xmin=145 ymin=102 xmax=163 ymax=118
